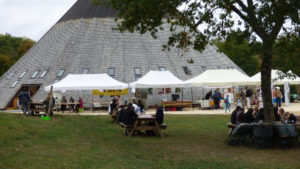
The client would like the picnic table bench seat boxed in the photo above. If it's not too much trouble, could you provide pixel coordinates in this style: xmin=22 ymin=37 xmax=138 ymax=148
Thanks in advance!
xmin=120 ymin=122 xmax=167 ymax=130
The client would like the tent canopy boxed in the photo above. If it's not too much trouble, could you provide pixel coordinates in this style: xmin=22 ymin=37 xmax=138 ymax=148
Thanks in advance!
xmin=186 ymin=69 xmax=259 ymax=88
xmin=251 ymin=70 xmax=300 ymax=85
xmin=129 ymin=70 xmax=191 ymax=88
xmin=45 ymin=74 xmax=128 ymax=91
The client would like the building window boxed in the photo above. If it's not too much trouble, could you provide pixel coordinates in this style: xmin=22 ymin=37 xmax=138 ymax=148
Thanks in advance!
xmin=182 ymin=66 xmax=192 ymax=75
xmin=107 ymin=68 xmax=115 ymax=77
xmin=201 ymin=66 xmax=207 ymax=71
xmin=54 ymin=69 xmax=65 ymax=83
xmin=159 ymin=67 xmax=166 ymax=71
xmin=231 ymin=66 xmax=235 ymax=69
xmin=19 ymin=71 xmax=27 ymax=79
xmin=11 ymin=80 xmax=19 ymax=88
xmin=82 ymin=69 xmax=89 ymax=74
xmin=39 ymin=70 xmax=48 ymax=78
xmin=217 ymin=66 xmax=222 ymax=69
xmin=31 ymin=70 xmax=40 ymax=79
xmin=7 ymin=72 xmax=15 ymax=80
xmin=134 ymin=67 xmax=142 ymax=80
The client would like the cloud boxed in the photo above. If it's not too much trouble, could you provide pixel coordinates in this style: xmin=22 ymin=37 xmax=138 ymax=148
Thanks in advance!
xmin=0 ymin=0 xmax=76 ymax=40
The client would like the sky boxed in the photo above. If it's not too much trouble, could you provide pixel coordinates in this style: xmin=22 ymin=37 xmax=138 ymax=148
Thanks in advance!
xmin=0 ymin=0 xmax=77 ymax=41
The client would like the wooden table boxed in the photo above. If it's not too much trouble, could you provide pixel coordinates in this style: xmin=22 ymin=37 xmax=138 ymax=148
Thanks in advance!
xmin=162 ymin=101 xmax=192 ymax=111
xmin=56 ymin=102 xmax=79 ymax=112
xmin=129 ymin=116 xmax=164 ymax=137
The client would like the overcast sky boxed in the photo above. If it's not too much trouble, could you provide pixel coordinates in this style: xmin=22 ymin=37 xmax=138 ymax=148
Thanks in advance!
xmin=0 ymin=0 xmax=77 ymax=41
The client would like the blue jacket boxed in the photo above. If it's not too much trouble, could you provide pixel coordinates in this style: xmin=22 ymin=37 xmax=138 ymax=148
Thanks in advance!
xmin=18 ymin=91 xmax=30 ymax=104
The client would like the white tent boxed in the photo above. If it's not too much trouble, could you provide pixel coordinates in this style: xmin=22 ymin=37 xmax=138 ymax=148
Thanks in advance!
xmin=186 ymin=69 xmax=259 ymax=88
xmin=129 ymin=70 xmax=191 ymax=89
xmin=251 ymin=70 xmax=300 ymax=85
xmin=45 ymin=74 xmax=128 ymax=91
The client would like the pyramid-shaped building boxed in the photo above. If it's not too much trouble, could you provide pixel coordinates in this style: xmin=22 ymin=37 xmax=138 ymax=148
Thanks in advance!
xmin=0 ymin=0 xmax=243 ymax=109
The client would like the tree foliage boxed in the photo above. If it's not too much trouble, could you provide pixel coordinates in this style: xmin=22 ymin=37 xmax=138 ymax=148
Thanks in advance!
xmin=214 ymin=31 xmax=260 ymax=76
xmin=99 ymin=0 xmax=299 ymax=122
xmin=0 ymin=33 xmax=35 ymax=76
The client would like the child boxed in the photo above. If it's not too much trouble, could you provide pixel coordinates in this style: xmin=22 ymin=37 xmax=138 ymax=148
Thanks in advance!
xmin=224 ymin=95 xmax=230 ymax=114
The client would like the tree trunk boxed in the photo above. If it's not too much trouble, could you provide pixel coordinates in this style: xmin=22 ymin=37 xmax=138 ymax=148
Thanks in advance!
xmin=261 ymin=42 xmax=274 ymax=123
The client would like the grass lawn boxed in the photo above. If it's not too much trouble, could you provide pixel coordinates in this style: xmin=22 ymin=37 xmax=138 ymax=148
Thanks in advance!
xmin=0 ymin=113 xmax=299 ymax=169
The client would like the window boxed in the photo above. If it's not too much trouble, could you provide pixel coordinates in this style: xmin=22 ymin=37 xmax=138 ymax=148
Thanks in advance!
xmin=40 ymin=70 xmax=48 ymax=78
xmin=31 ymin=70 xmax=39 ymax=79
xmin=107 ymin=68 xmax=115 ymax=77
xmin=134 ymin=67 xmax=142 ymax=80
xmin=19 ymin=71 xmax=27 ymax=79
xmin=231 ymin=66 xmax=235 ymax=69
xmin=11 ymin=80 xmax=19 ymax=88
xmin=7 ymin=72 xmax=15 ymax=80
xmin=182 ymin=66 xmax=192 ymax=75
xmin=82 ymin=69 xmax=89 ymax=74
xmin=201 ymin=66 xmax=207 ymax=71
xmin=217 ymin=66 xmax=222 ymax=69
xmin=159 ymin=67 xmax=166 ymax=71
xmin=54 ymin=69 xmax=65 ymax=83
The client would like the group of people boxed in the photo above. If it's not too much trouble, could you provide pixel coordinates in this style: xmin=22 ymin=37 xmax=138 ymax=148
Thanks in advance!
xmin=109 ymin=98 xmax=164 ymax=126
xmin=231 ymin=106 xmax=297 ymax=124
xmin=59 ymin=96 xmax=83 ymax=113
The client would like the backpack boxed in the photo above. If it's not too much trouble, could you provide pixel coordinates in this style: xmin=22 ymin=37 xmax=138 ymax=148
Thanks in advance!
xmin=224 ymin=98 xmax=228 ymax=103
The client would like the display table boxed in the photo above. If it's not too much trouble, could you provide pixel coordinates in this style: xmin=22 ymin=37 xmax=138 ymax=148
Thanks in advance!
xmin=162 ymin=101 xmax=192 ymax=111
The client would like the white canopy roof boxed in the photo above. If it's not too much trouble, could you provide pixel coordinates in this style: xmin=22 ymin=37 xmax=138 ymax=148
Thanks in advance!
xmin=251 ymin=70 xmax=300 ymax=85
xmin=129 ymin=70 xmax=191 ymax=88
xmin=45 ymin=74 xmax=128 ymax=91
xmin=186 ymin=69 xmax=259 ymax=88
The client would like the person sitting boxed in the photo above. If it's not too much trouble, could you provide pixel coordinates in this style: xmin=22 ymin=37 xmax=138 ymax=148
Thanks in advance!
xmin=137 ymin=100 xmax=145 ymax=114
xmin=132 ymin=99 xmax=139 ymax=114
xmin=69 ymin=96 xmax=75 ymax=112
xmin=244 ymin=108 xmax=255 ymax=123
xmin=75 ymin=97 xmax=83 ymax=113
xmin=231 ymin=106 xmax=241 ymax=124
xmin=236 ymin=108 xmax=245 ymax=124
xmin=123 ymin=103 xmax=137 ymax=125
xmin=61 ymin=96 xmax=67 ymax=113
xmin=273 ymin=107 xmax=281 ymax=121
xmin=255 ymin=108 xmax=265 ymax=121
xmin=284 ymin=112 xmax=297 ymax=124
xmin=118 ymin=105 xmax=126 ymax=123
xmin=279 ymin=108 xmax=285 ymax=122
xmin=109 ymin=98 xmax=118 ymax=115
xmin=205 ymin=91 xmax=212 ymax=100
xmin=155 ymin=106 xmax=164 ymax=125
xmin=43 ymin=94 xmax=55 ymax=116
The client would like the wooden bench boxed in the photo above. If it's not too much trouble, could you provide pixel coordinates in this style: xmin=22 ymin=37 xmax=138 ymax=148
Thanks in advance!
xmin=120 ymin=121 xmax=167 ymax=137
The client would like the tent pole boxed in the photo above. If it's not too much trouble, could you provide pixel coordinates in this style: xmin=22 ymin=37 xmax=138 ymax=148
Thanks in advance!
xmin=191 ymin=87 xmax=194 ymax=110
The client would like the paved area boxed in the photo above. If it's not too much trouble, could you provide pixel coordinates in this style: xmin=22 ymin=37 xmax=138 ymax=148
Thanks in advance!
xmin=2 ymin=103 xmax=300 ymax=116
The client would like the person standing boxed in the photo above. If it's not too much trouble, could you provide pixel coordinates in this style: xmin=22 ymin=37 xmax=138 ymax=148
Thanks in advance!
xmin=245 ymin=87 xmax=253 ymax=109
xmin=18 ymin=87 xmax=31 ymax=116
xmin=275 ymin=87 xmax=282 ymax=107
xmin=239 ymin=89 xmax=245 ymax=108
xmin=224 ymin=95 xmax=230 ymax=114
xmin=213 ymin=90 xmax=221 ymax=109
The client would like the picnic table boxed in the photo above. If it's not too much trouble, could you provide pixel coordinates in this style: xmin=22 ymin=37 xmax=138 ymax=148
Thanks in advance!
xmin=30 ymin=102 xmax=54 ymax=115
xmin=56 ymin=102 xmax=80 ymax=112
xmin=120 ymin=115 xmax=167 ymax=137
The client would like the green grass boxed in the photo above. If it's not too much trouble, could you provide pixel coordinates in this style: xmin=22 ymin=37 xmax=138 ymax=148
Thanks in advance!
xmin=0 ymin=113 xmax=299 ymax=169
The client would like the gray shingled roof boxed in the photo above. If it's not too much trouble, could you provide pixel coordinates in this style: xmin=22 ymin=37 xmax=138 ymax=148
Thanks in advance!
xmin=0 ymin=0 xmax=243 ymax=109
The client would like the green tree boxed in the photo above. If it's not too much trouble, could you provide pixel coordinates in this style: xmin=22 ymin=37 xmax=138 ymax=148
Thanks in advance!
xmin=0 ymin=33 xmax=35 ymax=76
xmin=214 ymin=31 xmax=260 ymax=76
xmin=100 ymin=0 xmax=300 ymax=122
xmin=273 ymin=33 xmax=300 ymax=75
xmin=0 ymin=54 xmax=10 ymax=76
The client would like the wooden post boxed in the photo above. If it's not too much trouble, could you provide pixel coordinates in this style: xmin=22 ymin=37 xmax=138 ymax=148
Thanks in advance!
xmin=48 ymin=86 xmax=53 ymax=116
